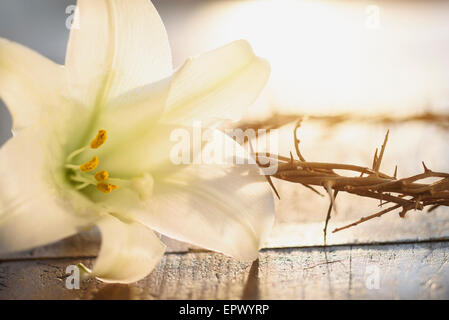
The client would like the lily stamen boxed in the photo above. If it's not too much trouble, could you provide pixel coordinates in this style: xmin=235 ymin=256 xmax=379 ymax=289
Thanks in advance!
xmin=71 ymin=168 xmax=123 ymax=194
xmin=66 ymin=131 xmax=119 ymax=194
xmin=80 ymin=156 xmax=99 ymax=172
xmin=70 ymin=173 xmax=96 ymax=185
xmin=66 ymin=130 xmax=108 ymax=162
xmin=75 ymin=182 xmax=91 ymax=190
xmin=90 ymin=130 xmax=107 ymax=149
xmin=65 ymin=155 xmax=99 ymax=172
xmin=66 ymin=146 xmax=88 ymax=162
xmin=96 ymin=182 xmax=120 ymax=193
xmin=94 ymin=170 xmax=109 ymax=181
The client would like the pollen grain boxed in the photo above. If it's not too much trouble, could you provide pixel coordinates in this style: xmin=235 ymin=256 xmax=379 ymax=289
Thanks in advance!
xmin=96 ymin=182 xmax=120 ymax=193
xmin=90 ymin=130 xmax=107 ymax=149
xmin=80 ymin=156 xmax=99 ymax=172
xmin=94 ymin=170 xmax=109 ymax=181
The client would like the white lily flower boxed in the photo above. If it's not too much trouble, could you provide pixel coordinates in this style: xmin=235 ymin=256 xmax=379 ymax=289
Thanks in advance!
xmin=0 ymin=0 xmax=274 ymax=283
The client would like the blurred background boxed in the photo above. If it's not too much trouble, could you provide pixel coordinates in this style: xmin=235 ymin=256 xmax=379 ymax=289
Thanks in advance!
xmin=1 ymin=0 xmax=449 ymax=246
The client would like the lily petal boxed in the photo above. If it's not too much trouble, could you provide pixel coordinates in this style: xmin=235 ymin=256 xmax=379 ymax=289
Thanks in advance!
xmin=0 ymin=127 xmax=98 ymax=254
xmin=92 ymin=215 xmax=165 ymax=284
xmin=98 ymin=131 xmax=275 ymax=261
xmin=161 ymin=40 xmax=270 ymax=125
xmin=147 ymin=165 xmax=274 ymax=261
xmin=0 ymin=38 xmax=65 ymax=130
xmin=95 ymin=123 xmax=192 ymax=179
xmin=65 ymin=0 xmax=172 ymax=108
xmin=78 ymin=76 xmax=172 ymax=163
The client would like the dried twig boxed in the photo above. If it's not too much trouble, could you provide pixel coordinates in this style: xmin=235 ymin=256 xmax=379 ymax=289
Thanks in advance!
xmin=248 ymin=124 xmax=449 ymax=235
xmin=323 ymin=190 xmax=338 ymax=245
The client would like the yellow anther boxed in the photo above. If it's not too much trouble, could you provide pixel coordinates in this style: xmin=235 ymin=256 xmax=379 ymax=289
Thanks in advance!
xmin=94 ymin=170 xmax=109 ymax=182
xmin=90 ymin=130 xmax=107 ymax=149
xmin=80 ymin=156 xmax=99 ymax=172
xmin=96 ymin=182 xmax=119 ymax=194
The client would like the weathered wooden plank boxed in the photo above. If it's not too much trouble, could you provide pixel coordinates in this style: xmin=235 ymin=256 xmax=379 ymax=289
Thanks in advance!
xmin=2 ymin=210 xmax=449 ymax=261
xmin=258 ymin=242 xmax=449 ymax=299
xmin=1 ymin=241 xmax=448 ymax=299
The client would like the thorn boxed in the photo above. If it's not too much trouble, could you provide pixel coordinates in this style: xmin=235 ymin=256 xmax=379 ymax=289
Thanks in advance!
xmin=302 ymin=184 xmax=324 ymax=197
xmin=265 ymin=175 xmax=280 ymax=200
xmin=333 ymin=204 xmax=401 ymax=233
xmin=323 ymin=190 xmax=339 ymax=245
xmin=393 ymin=165 xmax=398 ymax=179
xmin=399 ymin=207 xmax=408 ymax=218
xmin=293 ymin=120 xmax=306 ymax=162
xmin=289 ymin=151 xmax=294 ymax=163
xmin=249 ymin=139 xmax=278 ymax=200
xmin=323 ymin=181 xmax=337 ymax=215
xmin=374 ymin=130 xmax=389 ymax=172
xmin=372 ymin=148 xmax=378 ymax=171
xmin=422 ymin=161 xmax=430 ymax=173
xmin=428 ymin=204 xmax=440 ymax=213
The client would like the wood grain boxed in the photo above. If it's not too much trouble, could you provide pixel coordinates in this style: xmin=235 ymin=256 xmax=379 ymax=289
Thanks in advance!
xmin=1 ymin=241 xmax=448 ymax=299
